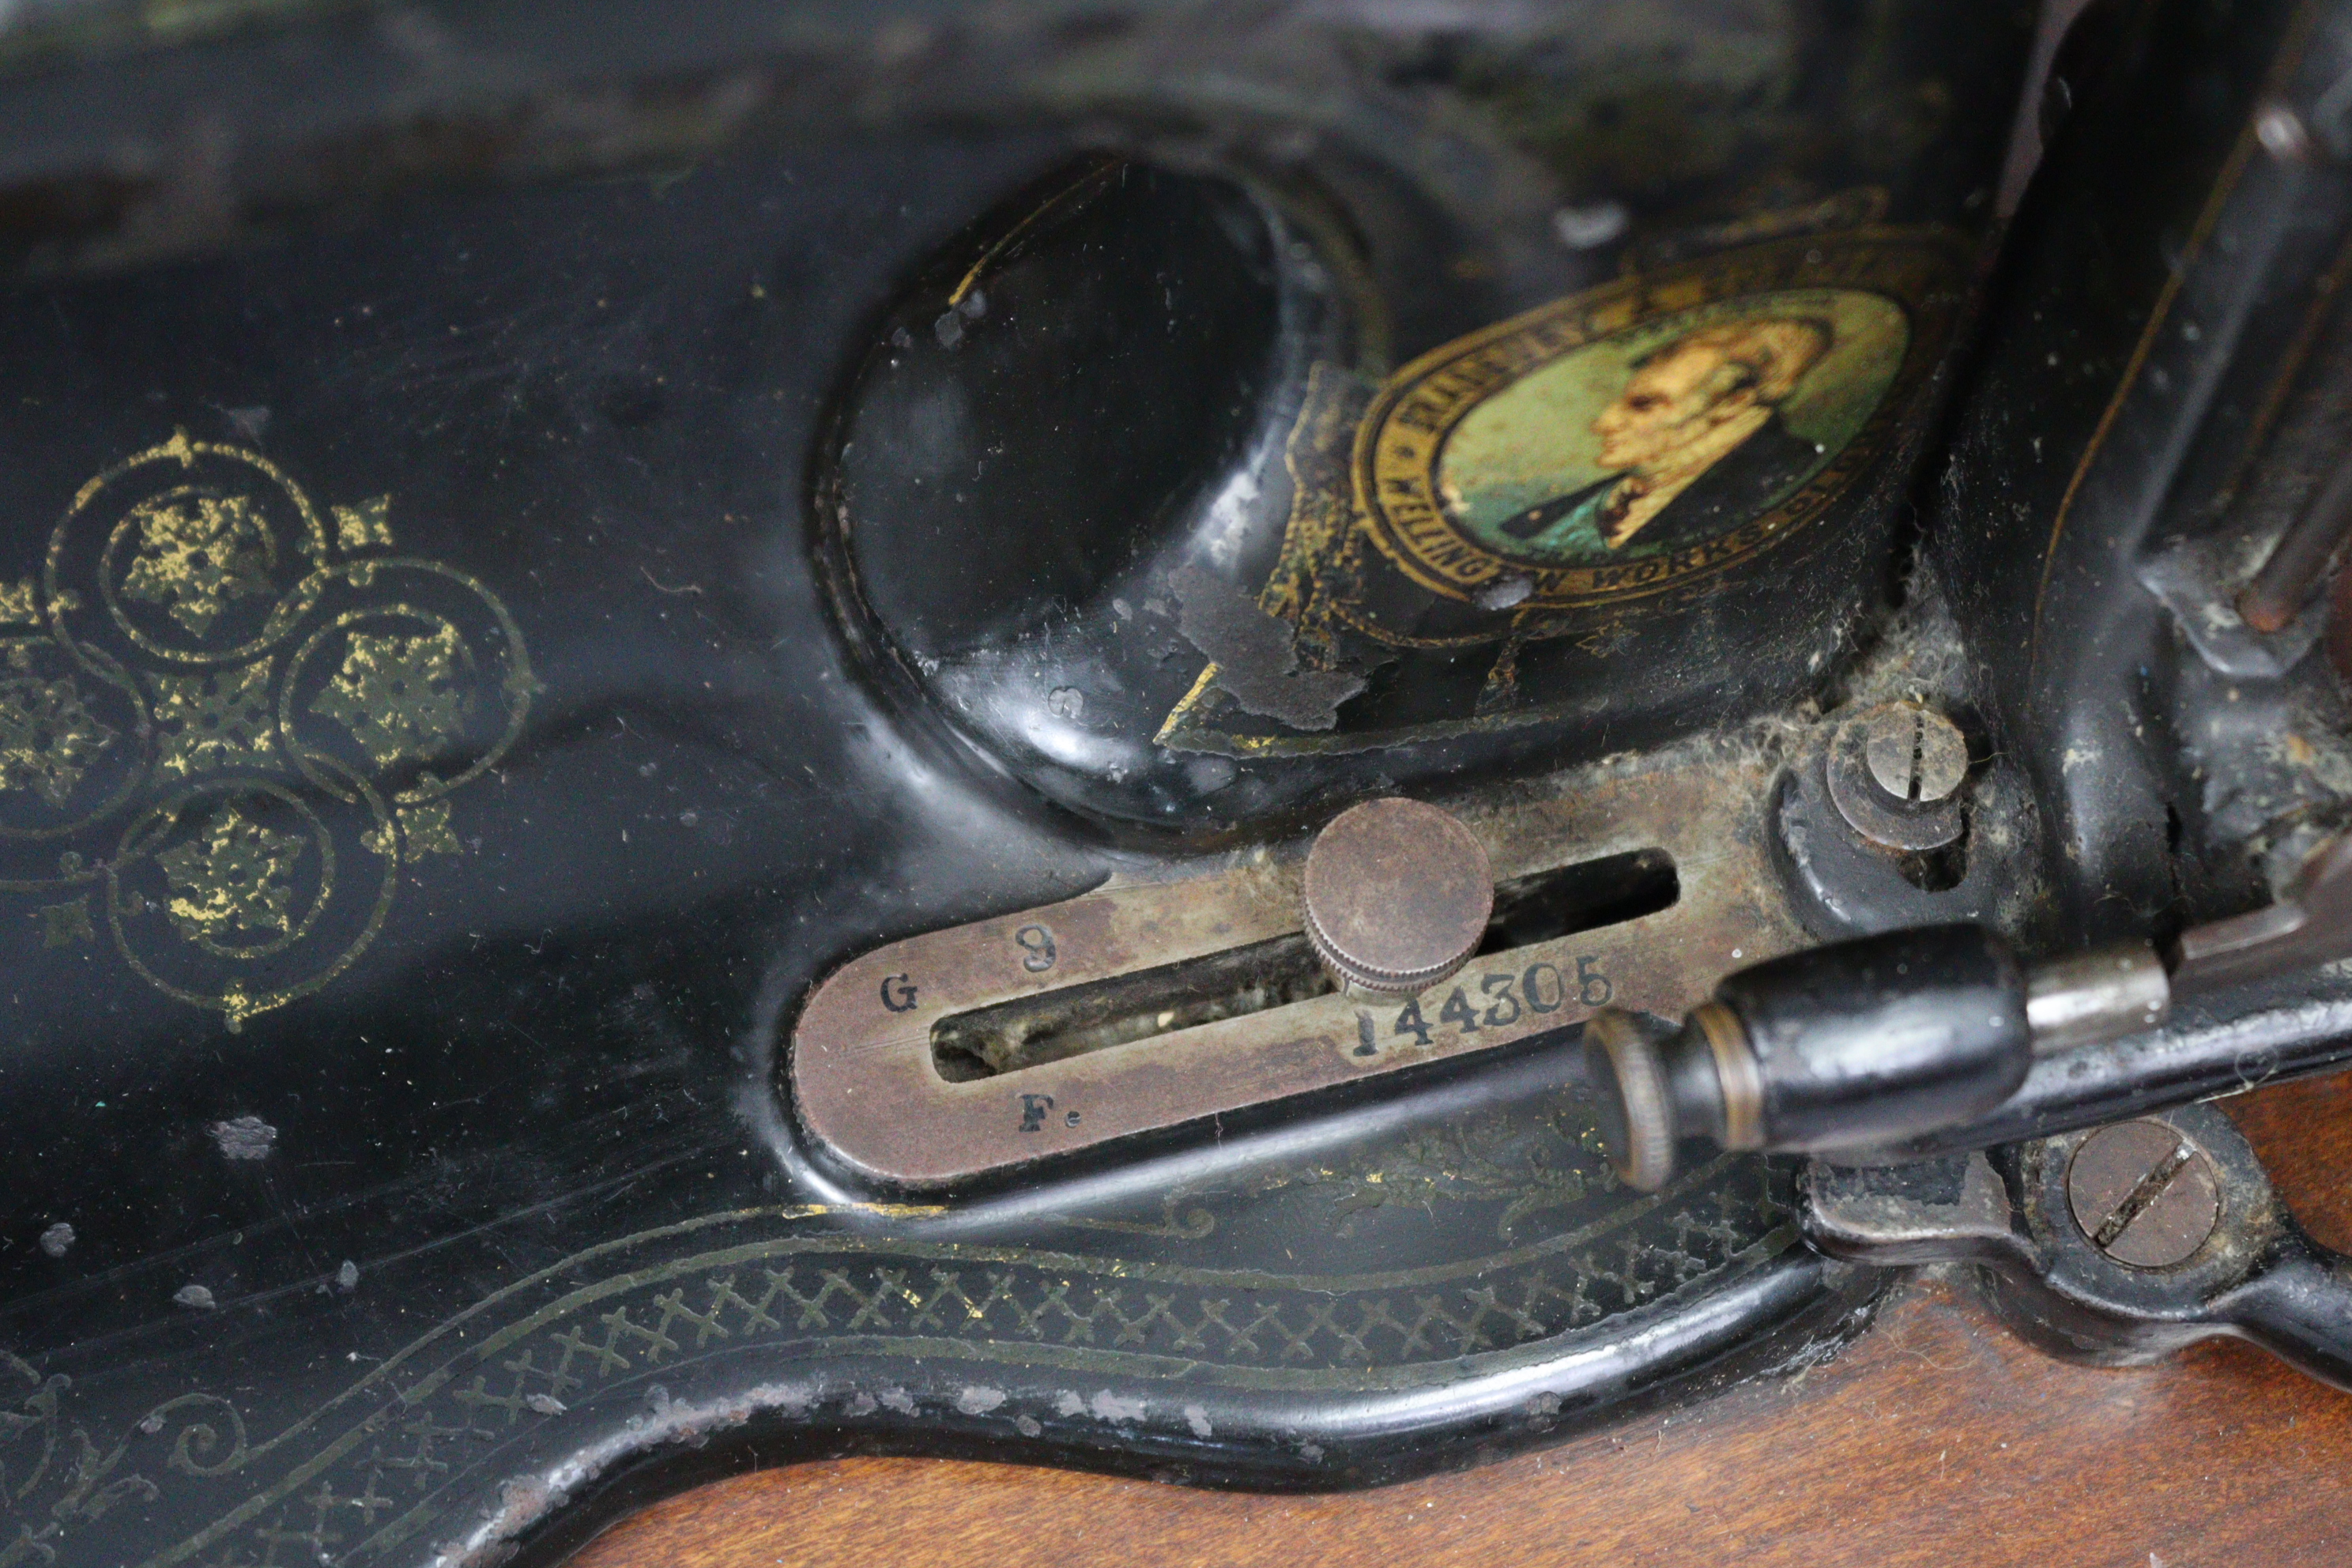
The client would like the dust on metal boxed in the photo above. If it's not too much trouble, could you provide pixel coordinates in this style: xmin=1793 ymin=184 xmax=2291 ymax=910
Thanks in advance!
xmin=2065 ymin=1120 xmax=2221 ymax=1269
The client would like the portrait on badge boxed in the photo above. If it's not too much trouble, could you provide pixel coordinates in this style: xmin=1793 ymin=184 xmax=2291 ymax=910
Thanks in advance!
xmin=1438 ymin=288 xmax=1909 ymax=574
xmin=1154 ymin=233 xmax=1954 ymax=761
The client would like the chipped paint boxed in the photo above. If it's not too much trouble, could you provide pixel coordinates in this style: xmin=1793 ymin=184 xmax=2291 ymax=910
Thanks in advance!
xmin=208 ymin=1114 xmax=277 ymax=1160
xmin=1167 ymin=563 xmax=1363 ymax=732
xmin=1087 ymin=1390 xmax=1147 ymax=1424
xmin=954 ymin=1385 xmax=1007 ymax=1415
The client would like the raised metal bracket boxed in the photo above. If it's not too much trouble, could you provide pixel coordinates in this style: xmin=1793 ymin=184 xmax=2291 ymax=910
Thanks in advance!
xmin=1804 ymin=1102 xmax=2352 ymax=1389
xmin=790 ymin=748 xmax=1807 ymax=1188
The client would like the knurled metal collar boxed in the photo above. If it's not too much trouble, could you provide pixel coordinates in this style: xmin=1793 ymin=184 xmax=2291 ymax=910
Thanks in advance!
xmin=1692 ymin=1001 xmax=1763 ymax=1151
xmin=1301 ymin=797 xmax=1493 ymax=998
xmin=1584 ymin=1008 xmax=1675 ymax=1193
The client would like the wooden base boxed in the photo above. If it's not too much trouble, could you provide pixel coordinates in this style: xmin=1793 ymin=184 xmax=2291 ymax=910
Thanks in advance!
xmin=568 ymin=1076 xmax=2352 ymax=1568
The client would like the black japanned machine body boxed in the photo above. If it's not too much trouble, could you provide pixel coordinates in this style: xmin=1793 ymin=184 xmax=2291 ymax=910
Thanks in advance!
xmin=3 ymin=3 xmax=2352 ymax=1567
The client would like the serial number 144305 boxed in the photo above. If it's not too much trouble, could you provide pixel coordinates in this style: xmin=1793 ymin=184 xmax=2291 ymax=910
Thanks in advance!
xmin=1352 ymin=957 xmax=1611 ymax=1057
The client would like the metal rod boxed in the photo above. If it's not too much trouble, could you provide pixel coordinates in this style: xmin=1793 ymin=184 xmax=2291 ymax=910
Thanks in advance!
xmin=1851 ymin=971 xmax=2352 ymax=1161
xmin=2026 ymin=940 xmax=2170 ymax=1054
xmin=2239 ymin=455 xmax=2352 ymax=632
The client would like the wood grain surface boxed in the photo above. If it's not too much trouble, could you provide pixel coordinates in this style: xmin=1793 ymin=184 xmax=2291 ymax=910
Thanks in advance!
xmin=566 ymin=1075 xmax=2352 ymax=1568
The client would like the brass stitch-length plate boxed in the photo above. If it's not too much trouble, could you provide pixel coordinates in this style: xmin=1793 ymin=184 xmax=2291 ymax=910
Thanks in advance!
xmin=790 ymin=748 xmax=1805 ymax=1187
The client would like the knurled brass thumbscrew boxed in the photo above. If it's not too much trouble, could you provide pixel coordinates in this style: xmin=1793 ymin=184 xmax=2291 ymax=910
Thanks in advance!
xmin=1302 ymin=798 xmax=1493 ymax=999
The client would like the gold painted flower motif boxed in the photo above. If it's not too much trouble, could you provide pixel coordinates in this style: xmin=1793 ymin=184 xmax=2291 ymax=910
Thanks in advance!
xmin=3 ymin=436 xmax=537 ymax=1027
xmin=119 ymin=491 xmax=277 ymax=637
xmin=150 ymin=662 xmax=277 ymax=776
xmin=157 ymin=805 xmax=307 ymax=942
xmin=309 ymin=624 xmax=469 ymax=769
xmin=0 ymin=674 xmax=115 ymax=805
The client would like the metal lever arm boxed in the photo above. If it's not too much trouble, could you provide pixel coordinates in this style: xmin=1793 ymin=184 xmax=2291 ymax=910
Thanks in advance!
xmin=1804 ymin=1102 xmax=2352 ymax=1391
xmin=1585 ymin=831 xmax=2352 ymax=1190
xmin=1582 ymin=923 xmax=2165 ymax=1190
xmin=2213 ymin=1245 xmax=2352 ymax=1389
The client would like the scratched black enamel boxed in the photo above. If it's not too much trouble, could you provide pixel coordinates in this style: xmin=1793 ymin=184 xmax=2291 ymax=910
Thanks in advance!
xmin=0 ymin=144 xmax=1855 ymax=1568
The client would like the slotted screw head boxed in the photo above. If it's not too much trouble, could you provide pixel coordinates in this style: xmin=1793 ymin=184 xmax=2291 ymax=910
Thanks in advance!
xmin=2065 ymin=1121 xmax=2222 ymax=1270
xmin=1859 ymin=703 xmax=1969 ymax=805
xmin=1823 ymin=702 xmax=1969 ymax=853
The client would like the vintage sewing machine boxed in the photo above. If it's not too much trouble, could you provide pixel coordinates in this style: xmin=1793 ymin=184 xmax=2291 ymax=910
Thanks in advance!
xmin=7 ymin=0 xmax=2352 ymax=1562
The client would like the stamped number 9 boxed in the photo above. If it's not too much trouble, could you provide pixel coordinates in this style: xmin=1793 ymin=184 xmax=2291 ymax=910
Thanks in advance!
xmin=1015 ymin=924 xmax=1057 ymax=973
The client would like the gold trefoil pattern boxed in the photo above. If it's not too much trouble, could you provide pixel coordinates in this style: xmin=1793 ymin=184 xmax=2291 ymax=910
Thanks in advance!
xmin=119 ymin=491 xmax=279 ymax=637
xmin=157 ymin=808 xmax=307 ymax=943
xmin=0 ymin=432 xmax=536 ymax=1027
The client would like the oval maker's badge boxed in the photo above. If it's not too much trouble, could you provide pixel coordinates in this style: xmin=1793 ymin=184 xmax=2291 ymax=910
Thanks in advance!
xmin=1355 ymin=230 xmax=1959 ymax=608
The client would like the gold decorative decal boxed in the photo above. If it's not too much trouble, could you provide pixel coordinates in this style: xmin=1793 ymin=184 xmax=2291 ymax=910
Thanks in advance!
xmin=156 ymin=804 xmax=309 ymax=942
xmin=0 ymin=665 xmax=115 ymax=803
xmin=119 ymin=488 xmax=280 ymax=636
xmin=1366 ymin=294 xmax=1899 ymax=601
xmin=309 ymin=624 xmax=470 ymax=769
xmin=150 ymin=662 xmax=277 ymax=777
xmin=0 ymin=1144 xmax=1796 ymax=1568
xmin=1159 ymin=229 xmax=1962 ymax=756
xmin=0 ymin=432 xmax=537 ymax=1029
